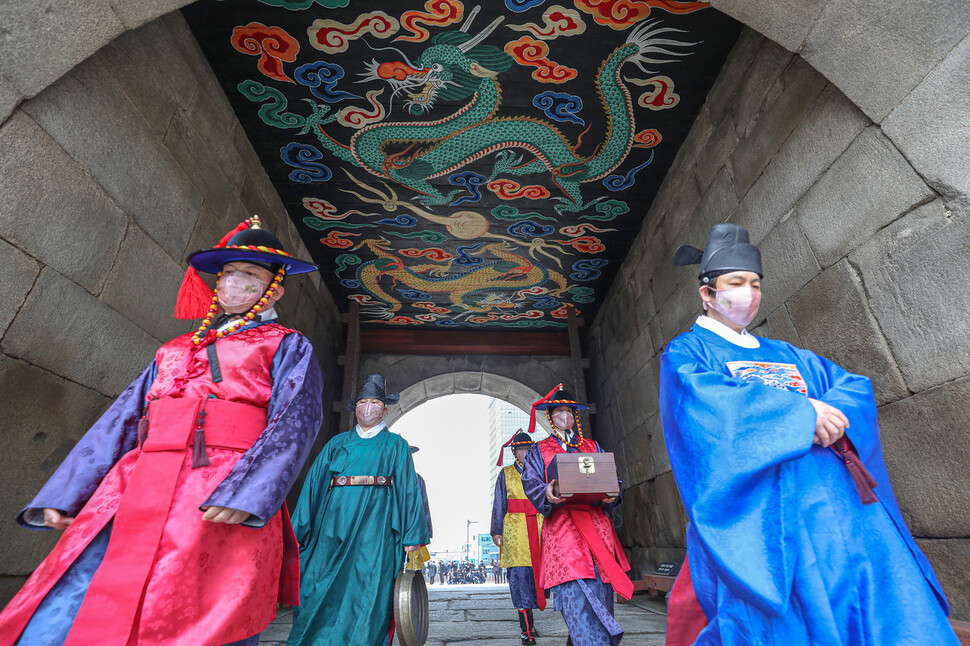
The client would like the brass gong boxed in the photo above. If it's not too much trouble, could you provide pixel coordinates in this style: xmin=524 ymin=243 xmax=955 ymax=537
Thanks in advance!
xmin=394 ymin=567 xmax=429 ymax=646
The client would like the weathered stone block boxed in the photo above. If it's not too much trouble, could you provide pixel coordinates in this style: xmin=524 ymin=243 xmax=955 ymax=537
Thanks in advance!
xmin=2 ymin=269 xmax=159 ymax=396
xmin=0 ymin=355 xmax=111 ymax=573
xmin=753 ymin=214 xmax=820 ymax=326
xmin=709 ymin=0 xmax=827 ymax=52
xmin=916 ymin=539 xmax=970 ymax=620
xmin=850 ymin=200 xmax=970 ymax=392
xmin=796 ymin=127 xmax=934 ymax=268
xmin=884 ymin=35 xmax=970 ymax=217
xmin=108 ymin=0 xmax=194 ymax=29
xmin=616 ymin=363 xmax=658 ymax=439
xmin=659 ymin=170 xmax=702 ymax=249
xmin=703 ymin=29 xmax=763 ymax=126
xmin=165 ymin=112 xmax=235 ymax=224
xmin=0 ymin=74 xmax=21 ymax=124
xmin=879 ymin=378 xmax=970 ymax=537
xmin=100 ymin=27 xmax=180 ymax=137
xmin=678 ymin=167 xmax=737 ymax=252
xmin=731 ymin=57 xmax=827 ymax=199
xmin=0 ymin=239 xmax=40 ymax=338
xmin=801 ymin=0 xmax=970 ymax=122
xmin=694 ymin=115 xmax=739 ymax=194
xmin=455 ymin=372 xmax=483 ymax=392
xmin=760 ymin=305 xmax=801 ymax=347
xmin=0 ymin=0 xmax=124 ymax=97
xmin=0 ymin=112 xmax=127 ymax=293
xmin=787 ymin=261 xmax=907 ymax=404
xmin=604 ymin=279 xmax=639 ymax=354
xmin=734 ymin=83 xmax=870 ymax=245
xmin=730 ymin=38 xmax=793 ymax=136
xmin=23 ymin=56 xmax=203 ymax=261
xmin=101 ymin=225 xmax=189 ymax=342
xmin=657 ymin=286 xmax=701 ymax=353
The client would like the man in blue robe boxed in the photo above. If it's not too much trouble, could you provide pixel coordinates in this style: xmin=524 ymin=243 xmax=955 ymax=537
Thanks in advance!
xmin=660 ymin=223 xmax=958 ymax=645
xmin=288 ymin=373 xmax=429 ymax=646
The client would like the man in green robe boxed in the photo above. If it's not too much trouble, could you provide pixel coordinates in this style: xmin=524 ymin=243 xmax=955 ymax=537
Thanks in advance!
xmin=288 ymin=374 xmax=429 ymax=646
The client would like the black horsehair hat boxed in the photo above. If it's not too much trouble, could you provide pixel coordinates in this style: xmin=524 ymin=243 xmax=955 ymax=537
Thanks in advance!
xmin=346 ymin=373 xmax=400 ymax=411
xmin=672 ymin=223 xmax=763 ymax=282
xmin=174 ymin=215 xmax=318 ymax=319
xmin=496 ymin=430 xmax=535 ymax=466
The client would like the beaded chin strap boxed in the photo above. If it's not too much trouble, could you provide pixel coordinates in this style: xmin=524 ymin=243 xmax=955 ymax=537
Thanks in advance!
xmin=547 ymin=408 xmax=584 ymax=449
xmin=190 ymin=265 xmax=286 ymax=345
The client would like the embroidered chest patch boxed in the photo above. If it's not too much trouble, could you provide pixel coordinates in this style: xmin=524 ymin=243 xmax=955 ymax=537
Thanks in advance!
xmin=726 ymin=361 xmax=808 ymax=395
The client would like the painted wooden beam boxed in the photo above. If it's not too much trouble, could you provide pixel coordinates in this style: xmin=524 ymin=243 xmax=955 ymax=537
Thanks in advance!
xmin=359 ymin=329 xmax=570 ymax=356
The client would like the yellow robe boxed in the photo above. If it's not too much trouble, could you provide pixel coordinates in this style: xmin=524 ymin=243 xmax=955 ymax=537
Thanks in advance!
xmin=500 ymin=464 xmax=543 ymax=568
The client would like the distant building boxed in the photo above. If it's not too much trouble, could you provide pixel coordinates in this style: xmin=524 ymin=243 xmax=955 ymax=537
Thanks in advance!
xmin=486 ymin=398 xmax=548 ymax=511
xmin=479 ymin=532 xmax=499 ymax=564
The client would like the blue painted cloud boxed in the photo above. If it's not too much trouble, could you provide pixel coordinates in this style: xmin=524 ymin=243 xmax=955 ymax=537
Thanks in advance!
xmin=603 ymin=151 xmax=655 ymax=191
xmin=294 ymin=61 xmax=359 ymax=103
xmin=533 ymin=91 xmax=585 ymax=126
xmin=280 ymin=143 xmax=331 ymax=183
xmin=449 ymin=171 xmax=487 ymax=206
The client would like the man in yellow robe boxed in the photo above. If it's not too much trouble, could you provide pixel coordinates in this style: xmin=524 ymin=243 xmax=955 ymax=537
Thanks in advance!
xmin=491 ymin=431 xmax=544 ymax=645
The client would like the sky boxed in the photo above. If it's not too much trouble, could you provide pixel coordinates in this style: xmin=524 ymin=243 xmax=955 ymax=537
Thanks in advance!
xmin=389 ymin=394 xmax=509 ymax=560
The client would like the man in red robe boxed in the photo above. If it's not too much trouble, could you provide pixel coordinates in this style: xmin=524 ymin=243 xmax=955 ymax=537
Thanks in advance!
xmin=521 ymin=386 xmax=633 ymax=646
xmin=0 ymin=216 xmax=324 ymax=646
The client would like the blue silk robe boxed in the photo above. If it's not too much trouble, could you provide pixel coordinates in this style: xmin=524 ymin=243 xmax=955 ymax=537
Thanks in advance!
xmin=660 ymin=322 xmax=956 ymax=645
xmin=288 ymin=426 xmax=429 ymax=646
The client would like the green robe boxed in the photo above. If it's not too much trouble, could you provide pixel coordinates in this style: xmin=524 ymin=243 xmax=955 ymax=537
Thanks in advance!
xmin=288 ymin=427 xmax=429 ymax=646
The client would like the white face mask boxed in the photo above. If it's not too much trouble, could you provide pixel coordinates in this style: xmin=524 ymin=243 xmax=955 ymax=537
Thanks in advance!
xmin=705 ymin=284 xmax=761 ymax=328
xmin=217 ymin=271 xmax=268 ymax=310
xmin=552 ymin=410 xmax=574 ymax=431
xmin=356 ymin=401 xmax=384 ymax=426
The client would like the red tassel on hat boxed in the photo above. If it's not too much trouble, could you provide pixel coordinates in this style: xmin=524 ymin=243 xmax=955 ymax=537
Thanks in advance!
xmin=496 ymin=435 xmax=517 ymax=467
xmin=527 ymin=384 xmax=563 ymax=434
xmin=173 ymin=219 xmax=252 ymax=320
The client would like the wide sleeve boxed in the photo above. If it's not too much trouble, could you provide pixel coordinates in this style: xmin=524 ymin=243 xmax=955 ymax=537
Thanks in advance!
xmin=203 ymin=333 xmax=324 ymax=527
xmin=417 ymin=473 xmax=433 ymax=540
xmin=291 ymin=441 xmax=332 ymax=549
xmin=393 ymin=441 xmax=431 ymax=547
xmin=18 ymin=362 xmax=157 ymax=529
xmin=521 ymin=444 xmax=558 ymax=517
xmin=659 ymin=341 xmax=817 ymax=616
xmin=489 ymin=469 xmax=507 ymax=535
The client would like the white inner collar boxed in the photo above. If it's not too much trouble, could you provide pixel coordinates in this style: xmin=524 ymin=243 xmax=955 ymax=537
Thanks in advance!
xmin=216 ymin=306 xmax=278 ymax=333
xmin=695 ymin=315 xmax=760 ymax=349
xmin=356 ymin=421 xmax=387 ymax=439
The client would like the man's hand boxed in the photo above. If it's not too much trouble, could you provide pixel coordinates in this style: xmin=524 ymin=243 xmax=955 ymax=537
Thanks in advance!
xmin=404 ymin=544 xmax=422 ymax=552
xmin=601 ymin=497 xmax=616 ymax=505
xmin=201 ymin=506 xmax=251 ymax=524
xmin=492 ymin=534 xmax=503 ymax=546
xmin=809 ymin=398 xmax=849 ymax=447
xmin=43 ymin=508 xmax=75 ymax=530
xmin=545 ymin=479 xmax=565 ymax=504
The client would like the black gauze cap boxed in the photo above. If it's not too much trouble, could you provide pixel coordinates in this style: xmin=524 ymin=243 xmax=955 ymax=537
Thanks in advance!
xmin=672 ymin=223 xmax=763 ymax=279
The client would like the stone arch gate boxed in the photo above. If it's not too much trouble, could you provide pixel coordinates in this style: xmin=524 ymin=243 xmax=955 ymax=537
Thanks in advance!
xmin=0 ymin=0 xmax=968 ymax=622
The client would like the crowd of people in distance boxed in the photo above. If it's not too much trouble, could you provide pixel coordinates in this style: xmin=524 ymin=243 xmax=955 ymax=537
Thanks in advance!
xmin=423 ymin=559 xmax=505 ymax=585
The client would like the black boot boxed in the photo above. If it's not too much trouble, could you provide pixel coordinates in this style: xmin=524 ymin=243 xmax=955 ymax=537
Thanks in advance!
xmin=526 ymin=608 xmax=540 ymax=637
xmin=518 ymin=609 xmax=537 ymax=645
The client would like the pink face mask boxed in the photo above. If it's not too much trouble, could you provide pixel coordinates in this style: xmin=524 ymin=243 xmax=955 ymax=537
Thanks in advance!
xmin=356 ymin=401 xmax=384 ymax=426
xmin=705 ymin=284 xmax=761 ymax=328
xmin=217 ymin=271 xmax=268 ymax=310
xmin=552 ymin=410 xmax=574 ymax=430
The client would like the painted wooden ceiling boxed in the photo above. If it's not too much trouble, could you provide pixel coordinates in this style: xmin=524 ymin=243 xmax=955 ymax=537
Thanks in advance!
xmin=183 ymin=0 xmax=739 ymax=330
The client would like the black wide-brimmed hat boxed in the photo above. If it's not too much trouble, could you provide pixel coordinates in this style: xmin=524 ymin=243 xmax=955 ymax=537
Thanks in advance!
xmin=187 ymin=215 xmax=317 ymax=276
xmin=346 ymin=373 xmax=400 ymax=411
xmin=526 ymin=384 xmax=588 ymax=434
xmin=672 ymin=223 xmax=762 ymax=281
xmin=496 ymin=430 xmax=535 ymax=466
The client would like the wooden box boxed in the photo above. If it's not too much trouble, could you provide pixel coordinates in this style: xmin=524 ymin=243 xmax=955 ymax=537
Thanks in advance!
xmin=548 ymin=452 xmax=620 ymax=504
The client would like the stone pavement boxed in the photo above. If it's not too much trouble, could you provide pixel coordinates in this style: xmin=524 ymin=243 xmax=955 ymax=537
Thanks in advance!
xmin=259 ymin=583 xmax=668 ymax=645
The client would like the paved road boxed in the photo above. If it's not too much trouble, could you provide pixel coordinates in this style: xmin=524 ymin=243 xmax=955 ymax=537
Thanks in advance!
xmin=260 ymin=583 xmax=668 ymax=645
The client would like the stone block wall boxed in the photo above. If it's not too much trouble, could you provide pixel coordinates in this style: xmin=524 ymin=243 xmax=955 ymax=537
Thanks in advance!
xmin=588 ymin=25 xmax=970 ymax=618
xmin=0 ymin=12 xmax=341 ymax=605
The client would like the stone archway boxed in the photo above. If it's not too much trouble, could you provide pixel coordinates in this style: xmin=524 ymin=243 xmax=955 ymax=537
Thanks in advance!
xmin=384 ymin=372 xmax=547 ymax=429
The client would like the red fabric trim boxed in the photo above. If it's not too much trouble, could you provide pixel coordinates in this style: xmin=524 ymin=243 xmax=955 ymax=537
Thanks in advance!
xmin=507 ymin=499 xmax=545 ymax=610
xmin=568 ymin=506 xmax=634 ymax=600
xmin=665 ymin=555 xmax=707 ymax=646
